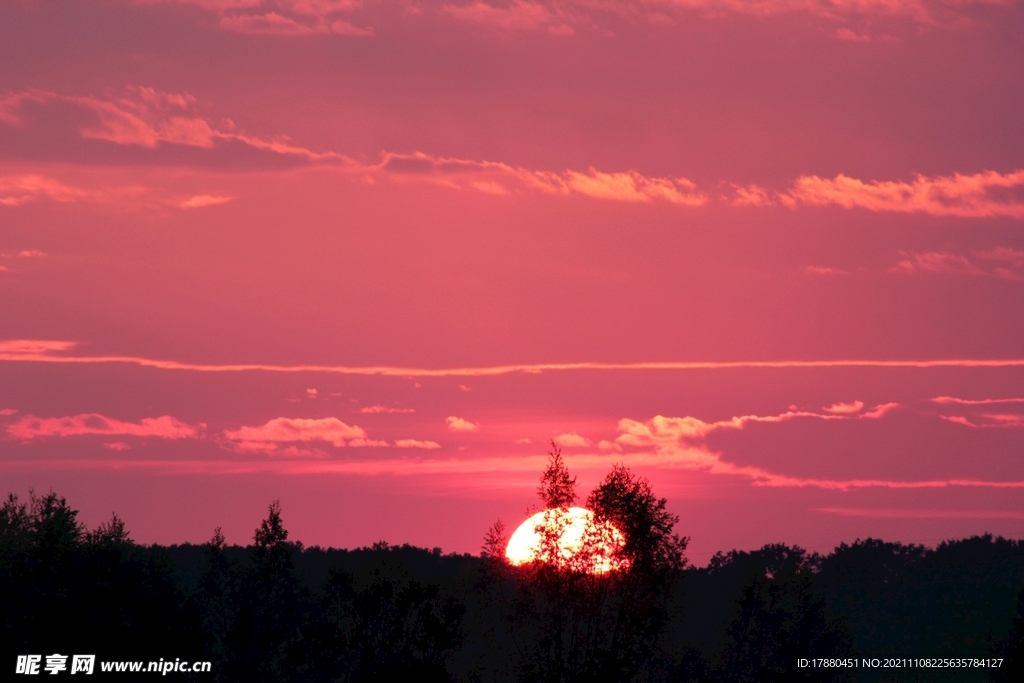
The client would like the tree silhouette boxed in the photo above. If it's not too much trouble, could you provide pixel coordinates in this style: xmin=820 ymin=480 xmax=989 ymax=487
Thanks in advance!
xmin=482 ymin=446 xmax=689 ymax=682
xmin=0 ymin=491 xmax=203 ymax=669
xmin=992 ymin=583 xmax=1024 ymax=682
xmin=191 ymin=526 xmax=239 ymax=675
xmin=713 ymin=545 xmax=853 ymax=683
xmin=226 ymin=501 xmax=313 ymax=683
xmin=316 ymin=545 xmax=465 ymax=682
xmin=5 ymin=486 xmax=1024 ymax=683
xmin=539 ymin=445 xmax=577 ymax=509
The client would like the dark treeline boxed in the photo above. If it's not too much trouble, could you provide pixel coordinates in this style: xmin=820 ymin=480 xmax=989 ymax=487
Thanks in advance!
xmin=3 ymin=476 xmax=1024 ymax=681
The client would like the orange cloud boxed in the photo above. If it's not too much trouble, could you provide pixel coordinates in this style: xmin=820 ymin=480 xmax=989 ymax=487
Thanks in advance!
xmin=804 ymin=266 xmax=849 ymax=275
xmin=446 ymin=416 xmax=480 ymax=431
xmin=553 ymin=432 xmax=590 ymax=447
xmin=0 ymin=173 xmax=235 ymax=211
xmin=376 ymin=151 xmax=707 ymax=205
xmin=613 ymin=411 xmax=1024 ymax=490
xmin=783 ymin=169 xmax=1024 ymax=219
xmin=3 ymin=89 xmax=708 ymax=206
xmin=0 ymin=87 xmax=348 ymax=163
xmin=443 ymin=0 xmax=576 ymax=35
xmin=0 ymin=174 xmax=99 ymax=206
xmin=823 ymin=400 xmax=863 ymax=414
xmin=933 ymin=396 xmax=1024 ymax=405
xmin=222 ymin=416 xmax=373 ymax=449
xmin=860 ymin=402 xmax=900 ymax=419
xmin=729 ymin=184 xmax=775 ymax=207
xmin=180 ymin=194 xmax=234 ymax=208
xmin=394 ymin=438 xmax=442 ymax=449
xmin=7 ymin=413 xmax=199 ymax=440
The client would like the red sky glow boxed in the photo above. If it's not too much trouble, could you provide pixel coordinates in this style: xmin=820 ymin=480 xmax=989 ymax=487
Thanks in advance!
xmin=2 ymin=0 xmax=1024 ymax=564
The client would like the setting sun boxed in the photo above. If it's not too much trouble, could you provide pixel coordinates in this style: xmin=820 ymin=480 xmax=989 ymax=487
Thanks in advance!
xmin=505 ymin=507 xmax=627 ymax=574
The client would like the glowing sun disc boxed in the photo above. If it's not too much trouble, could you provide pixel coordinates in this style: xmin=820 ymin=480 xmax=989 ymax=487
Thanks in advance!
xmin=505 ymin=507 xmax=627 ymax=574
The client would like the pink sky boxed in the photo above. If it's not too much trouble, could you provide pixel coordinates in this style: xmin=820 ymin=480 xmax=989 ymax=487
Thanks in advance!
xmin=2 ymin=0 xmax=1024 ymax=564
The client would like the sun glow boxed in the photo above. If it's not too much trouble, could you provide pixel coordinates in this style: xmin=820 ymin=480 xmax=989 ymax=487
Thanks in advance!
xmin=505 ymin=507 xmax=627 ymax=574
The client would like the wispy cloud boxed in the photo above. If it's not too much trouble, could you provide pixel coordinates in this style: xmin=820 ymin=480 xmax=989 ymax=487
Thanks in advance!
xmin=782 ymin=169 xmax=1024 ymax=219
xmin=1 ymin=89 xmax=707 ymax=205
xmin=941 ymin=413 xmax=1024 ymax=428
xmin=394 ymin=438 xmax=442 ymax=449
xmin=180 ymin=194 xmax=234 ymax=208
xmin=822 ymin=400 xmax=864 ymax=414
xmin=145 ymin=0 xmax=1022 ymax=38
xmin=376 ymin=151 xmax=707 ymax=205
xmin=0 ymin=175 xmax=102 ymax=206
xmin=888 ymin=249 xmax=1024 ymax=281
xmin=0 ymin=87 xmax=349 ymax=165
xmin=613 ymin=410 xmax=1024 ymax=490
xmin=4 ymin=340 xmax=1024 ymax=376
xmin=358 ymin=405 xmax=415 ymax=414
xmin=0 ymin=173 xmax=234 ymax=211
xmin=815 ymin=507 xmax=1024 ymax=519
xmin=933 ymin=396 xmax=1024 ymax=405
xmin=443 ymin=1 xmax=576 ymax=36
xmin=141 ymin=0 xmax=374 ymax=36
xmin=6 ymin=413 xmax=199 ymax=440
xmin=7 ymin=87 xmax=1021 ymax=220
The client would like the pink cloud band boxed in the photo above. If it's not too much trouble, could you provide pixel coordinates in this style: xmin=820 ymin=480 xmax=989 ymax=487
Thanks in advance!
xmin=139 ymin=0 xmax=1019 ymax=38
xmin=6 ymin=88 xmax=1024 ymax=219
xmin=6 ymin=413 xmax=199 ymax=440
xmin=611 ymin=408 xmax=1024 ymax=490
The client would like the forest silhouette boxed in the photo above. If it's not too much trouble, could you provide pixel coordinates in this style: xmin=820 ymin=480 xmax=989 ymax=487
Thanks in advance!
xmin=3 ymin=448 xmax=1024 ymax=682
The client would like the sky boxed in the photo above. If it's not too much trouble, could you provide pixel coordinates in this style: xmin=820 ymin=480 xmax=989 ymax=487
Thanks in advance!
xmin=2 ymin=0 xmax=1024 ymax=565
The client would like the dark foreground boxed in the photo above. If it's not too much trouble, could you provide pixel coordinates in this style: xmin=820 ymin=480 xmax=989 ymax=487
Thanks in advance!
xmin=2 ymin=491 xmax=1024 ymax=682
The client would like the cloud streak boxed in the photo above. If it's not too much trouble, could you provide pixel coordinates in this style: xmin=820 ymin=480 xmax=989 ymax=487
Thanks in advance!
xmin=815 ymin=507 xmax=1024 ymax=519
xmin=394 ymin=438 xmax=442 ymax=449
xmin=6 ymin=88 xmax=1024 ymax=220
xmin=889 ymin=250 xmax=1024 ymax=281
xmin=375 ymin=151 xmax=708 ymax=205
xmin=0 ymin=173 xmax=233 ymax=210
xmin=611 ymin=408 xmax=1024 ymax=490
xmin=143 ymin=0 xmax=1019 ymax=38
xmin=6 ymin=413 xmax=199 ymax=440
xmin=0 ymin=87 xmax=349 ymax=165
xmin=933 ymin=396 xmax=1024 ymax=405
xmin=4 ymin=340 xmax=1024 ymax=377
xmin=782 ymin=169 xmax=1024 ymax=219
